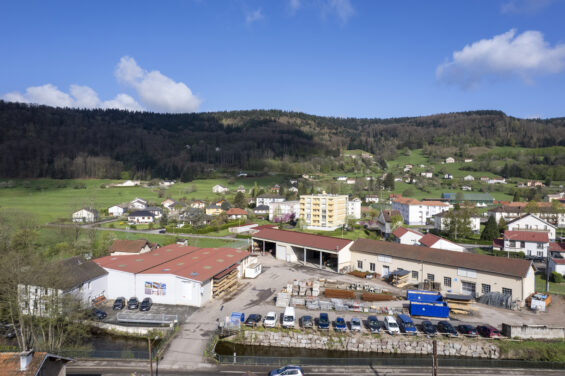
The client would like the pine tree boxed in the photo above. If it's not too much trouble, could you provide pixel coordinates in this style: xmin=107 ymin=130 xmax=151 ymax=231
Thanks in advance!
xmin=233 ymin=191 xmax=246 ymax=209
xmin=512 ymin=190 xmax=521 ymax=202
xmin=383 ymin=173 xmax=395 ymax=190
xmin=481 ymin=215 xmax=499 ymax=241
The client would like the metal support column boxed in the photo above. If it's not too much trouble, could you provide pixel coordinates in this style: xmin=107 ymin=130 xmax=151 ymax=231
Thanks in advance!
xmin=304 ymin=247 xmax=306 ymax=265
xmin=319 ymin=251 xmax=323 ymax=269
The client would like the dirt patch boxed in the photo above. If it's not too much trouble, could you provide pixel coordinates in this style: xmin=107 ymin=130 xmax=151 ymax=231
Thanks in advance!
xmin=243 ymin=288 xmax=276 ymax=309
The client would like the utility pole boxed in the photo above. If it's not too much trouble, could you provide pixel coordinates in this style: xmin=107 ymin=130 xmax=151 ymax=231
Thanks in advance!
xmin=546 ymin=251 xmax=550 ymax=292
xmin=148 ymin=336 xmax=153 ymax=376
xmin=432 ymin=339 xmax=438 ymax=376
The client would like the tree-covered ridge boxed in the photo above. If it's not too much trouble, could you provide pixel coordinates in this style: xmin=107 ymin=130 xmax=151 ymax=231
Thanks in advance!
xmin=0 ymin=101 xmax=564 ymax=180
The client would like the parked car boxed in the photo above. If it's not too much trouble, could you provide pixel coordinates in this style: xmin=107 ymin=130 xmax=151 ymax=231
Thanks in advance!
xmin=335 ymin=317 xmax=347 ymax=332
xmin=421 ymin=320 xmax=437 ymax=336
xmin=477 ymin=325 xmax=501 ymax=338
xmin=350 ymin=317 xmax=362 ymax=332
xmin=397 ymin=314 xmax=417 ymax=335
xmin=457 ymin=324 xmax=478 ymax=337
xmin=263 ymin=312 xmax=278 ymax=328
xmin=318 ymin=313 xmax=330 ymax=330
xmin=127 ymin=297 xmax=139 ymax=310
xmin=140 ymin=297 xmax=153 ymax=312
xmin=269 ymin=365 xmax=304 ymax=376
xmin=245 ymin=314 xmax=262 ymax=327
xmin=302 ymin=315 xmax=313 ymax=329
xmin=113 ymin=297 xmax=125 ymax=311
xmin=91 ymin=308 xmax=107 ymax=321
xmin=159 ymin=229 xmax=166 ymax=234
xmin=282 ymin=307 xmax=295 ymax=329
xmin=367 ymin=315 xmax=381 ymax=333
xmin=384 ymin=316 xmax=400 ymax=335
xmin=437 ymin=321 xmax=458 ymax=337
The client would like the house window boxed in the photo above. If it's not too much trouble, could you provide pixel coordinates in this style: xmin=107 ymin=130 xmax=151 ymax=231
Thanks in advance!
xmin=443 ymin=277 xmax=452 ymax=288
xmin=412 ymin=271 xmax=418 ymax=280
xmin=502 ymin=288 xmax=512 ymax=296
xmin=537 ymin=251 xmax=544 ymax=257
xmin=427 ymin=273 xmax=435 ymax=282
xmin=377 ymin=255 xmax=392 ymax=263
xmin=509 ymin=241 xmax=516 ymax=248
xmin=537 ymin=243 xmax=544 ymax=249
xmin=357 ymin=260 xmax=363 ymax=270
xmin=370 ymin=263 xmax=375 ymax=272
xmin=481 ymin=284 xmax=491 ymax=294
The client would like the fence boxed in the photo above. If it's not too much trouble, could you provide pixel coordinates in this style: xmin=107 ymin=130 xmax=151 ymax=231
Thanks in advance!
xmin=215 ymin=354 xmax=565 ymax=369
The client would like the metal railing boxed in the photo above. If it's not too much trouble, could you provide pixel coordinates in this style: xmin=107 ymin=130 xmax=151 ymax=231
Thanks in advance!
xmin=215 ymin=354 xmax=565 ymax=369
xmin=117 ymin=312 xmax=178 ymax=325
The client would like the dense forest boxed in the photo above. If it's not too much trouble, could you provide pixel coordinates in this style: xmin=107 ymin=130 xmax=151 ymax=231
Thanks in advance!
xmin=0 ymin=101 xmax=564 ymax=180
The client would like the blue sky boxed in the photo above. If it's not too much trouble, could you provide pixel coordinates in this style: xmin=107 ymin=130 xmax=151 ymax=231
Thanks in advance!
xmin=1 ymin=0 xmax=564 ymax=118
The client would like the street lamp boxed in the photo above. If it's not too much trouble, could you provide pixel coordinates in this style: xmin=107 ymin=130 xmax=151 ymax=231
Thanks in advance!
xmin=147 ymin=335 xmax=159 ymax=376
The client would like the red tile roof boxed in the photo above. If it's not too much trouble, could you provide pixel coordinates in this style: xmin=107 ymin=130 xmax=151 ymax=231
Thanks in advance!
xmin=392 ymin=227 xmax=423 ymax=239
xmin=226 ymin=208 xmax=248 ymax=215
xmin=418 ymin=233 xmax=442 ymax=247
xmin=393 ymin=197 xmax=449 ymax=207
xmin=504 ymin=230 xmax=549 ymax=243
xmin=252 ymin=228 xmax=352 ymax=252
xmin=552 ymin=258 xmax=565 ymax=265
xmin=351 ymin=238 xmax=532 ymax=278
xmin=0 ymin=352 xmax=72 ymax=376
xmin=550 ymin=242 xmax=565 ymax=252
xmin=141 ymin=247 xmax=249 ymax=282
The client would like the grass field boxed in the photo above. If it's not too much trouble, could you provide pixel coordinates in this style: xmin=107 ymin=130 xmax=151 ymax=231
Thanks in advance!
xmin=498 ymin=339 xmax=565 ymax=361
xmin=535 ymin=274 xmax=565 ymax=296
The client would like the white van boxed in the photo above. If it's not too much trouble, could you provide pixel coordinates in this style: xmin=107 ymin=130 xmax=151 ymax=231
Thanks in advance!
xmin=282 ymin=307 xmax=295 ymax=328
xmin=384 ymin=315 xmax=400 ymax=335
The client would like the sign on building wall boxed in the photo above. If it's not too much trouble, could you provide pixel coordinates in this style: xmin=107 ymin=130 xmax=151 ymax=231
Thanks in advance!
xmin=145 ymin=281 xmax=167 ymax=296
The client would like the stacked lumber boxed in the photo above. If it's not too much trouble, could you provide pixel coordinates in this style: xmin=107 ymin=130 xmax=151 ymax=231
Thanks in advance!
xmin=349 ymin=270 xmax=367 ymax=278
xmin=361 ymin=292 xmax=395 ymax=302
xmin=213 ymin=268 xmax=238 ymax=298
xmin=323 ymin=288 xmax=355 ymax=299
xmin=445 ymin=294 xmax=475 ymax=315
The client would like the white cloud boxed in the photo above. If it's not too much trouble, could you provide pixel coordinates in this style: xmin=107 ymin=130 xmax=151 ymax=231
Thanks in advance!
xmin=501 ymin=0 xmax=554 ymax=14
xmin=3 ymin=56 xmax=201 ymax=113
xmin=288 ymin=0 xmax=301 ymax=11
xmin=3 ymin=83 xmax=144 ymax=111
xmin=325 ymin=0 xmax=354 ymax=23
xmin=436 ymin=29 xmax=565 ymax=88
xmin=115 ymin=56 xmax=201 ymax=113
xmin=245 ymin=8 xmax=264 ymax=25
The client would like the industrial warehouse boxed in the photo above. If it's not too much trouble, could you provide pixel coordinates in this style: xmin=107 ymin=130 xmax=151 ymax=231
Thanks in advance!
xmin=94 ymin=244 xmax=251 ymax=307
xmin=252 ymin=229 xmax=536 ymax=305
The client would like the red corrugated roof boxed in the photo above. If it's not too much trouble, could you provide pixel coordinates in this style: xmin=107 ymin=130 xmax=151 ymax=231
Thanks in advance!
xmin=252 ymin=228 xmax=352 ymax=252
xmin=94 ymin=244 xmax=200 ymax=273
xmin=504 ymin=230 xmax=549 ymax=243
xmin=141 ymin=247 xmax=249 ymax=282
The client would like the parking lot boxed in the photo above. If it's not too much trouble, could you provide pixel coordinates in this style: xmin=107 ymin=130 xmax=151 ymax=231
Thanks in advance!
xmin=95 ymin=300 xmax=197 ymax=325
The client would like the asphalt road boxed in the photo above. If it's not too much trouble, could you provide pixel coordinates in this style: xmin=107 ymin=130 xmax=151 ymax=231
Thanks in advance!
xmin=67 ymin=364 xmax=565 ymax=376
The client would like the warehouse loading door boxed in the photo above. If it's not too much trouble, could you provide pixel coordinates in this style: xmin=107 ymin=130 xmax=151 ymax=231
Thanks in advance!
xmin=180 ymin=281 xmax=192 ymax=303
xmin=461 ymin=281 xmax=476 ymax=297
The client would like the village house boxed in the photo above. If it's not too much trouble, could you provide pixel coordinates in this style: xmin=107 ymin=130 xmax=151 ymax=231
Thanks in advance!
xmin=444 ymin=174 xmax=453 ymax=179
xmin=212 ymin=184 xmax=229 ymax=194
xmin=463 ymin=175 xmax=475 ymax=181
xmin=190 ymin=200 xmax=206 ymax=209
xmin=146 ymin=206 xmax=163 ymax=219
xmin=347 ymin=197 xmax=362 ymax=219
xmin=129 ymin=197 xmax=147 ymax=210
xmin=205 ymin=204 xmax=223 ymax=216
xmin=236 ymin=185 xmax=246 ymax=193
xmin=365 ymin=195 xmax=379 ymax=203
xmin=72 ymin=208 xmax=98 ymax=223
xmin=489 ymin=202 xmax=565 ymax=228
xmin=391 ymin=196 xmax=450 ymax=225
xmin=376 ymin=209 xmax=402 ymax=238
xmin=226 ymin=208 xmax=248 ymax=220
xmin=109 ymin=238 xmax=155 ymax=256
xmin=256 ymin=194 xmax=285 ymax=207
xmin=346 ymin=178 xmax=356 ymax=185
xmin=108 ymin=204 xmax=127 ymax=217
xmin=392 ymin=227 xmax=424 ymax=246
xmin=464 ymin=158 xmax=473 ymax=163
xmin=128 ymin=210 xmax=155 ymax=224
xmin=462 ymin=185 xmax=472 ymax=191
xmin=269 ymin=201 xmax=300 ymax=222
xmin=271 ymin=184 xmax=281 ymax=194
xmin=488 ymin=177 xmax=506 ymax=184
xmin=1 ymin=351 xmax=73 ymax=376
xmin=420 ymin=172 xmax=433 ymax=179
xmin=506 ymin=214 xmax=556 ymax=241
xmin=502 ymin=230 xmax=549 ymax=259
xmin=336 ymin=176 xmax=347 ymax=181
xmin=161 ymin=198 xmax=176 ymax=209
xmin=433 ymin=210 xmax=481 ymax=233
xmin=418 ymin=233 xmax=465 ymax=252
xmin=253 ymin=205 xmax=270 ymax=217
xmin=445 ymin=157 xmax=455 ymax=163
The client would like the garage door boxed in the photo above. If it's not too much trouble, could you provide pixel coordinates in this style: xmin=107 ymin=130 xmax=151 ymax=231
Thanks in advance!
xmin=462 ymin=281 xmax=476 ymax=297
xmin=276 ymin=244 xmax=287 ymax=260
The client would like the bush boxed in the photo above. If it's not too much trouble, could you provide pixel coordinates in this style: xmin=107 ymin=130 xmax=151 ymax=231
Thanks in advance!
xmin=551 ymin=271 xmax=563 ymax=283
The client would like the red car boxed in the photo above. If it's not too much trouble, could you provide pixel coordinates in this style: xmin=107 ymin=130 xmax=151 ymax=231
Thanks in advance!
xmin=477 ymin=325 xmax=501 ymax=338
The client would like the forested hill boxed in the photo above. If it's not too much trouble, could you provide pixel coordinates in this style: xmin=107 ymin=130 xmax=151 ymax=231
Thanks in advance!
xmin=0 ymin=101 xmax=564 ymax=180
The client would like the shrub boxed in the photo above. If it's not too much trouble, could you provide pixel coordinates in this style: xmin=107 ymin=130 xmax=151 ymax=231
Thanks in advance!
xmin=551 ymin=271 xmax=563 ymax=283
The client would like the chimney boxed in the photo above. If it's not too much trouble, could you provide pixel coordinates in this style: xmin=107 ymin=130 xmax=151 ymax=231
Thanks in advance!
xmin=20 ymin=350 xmax=34 ymax=371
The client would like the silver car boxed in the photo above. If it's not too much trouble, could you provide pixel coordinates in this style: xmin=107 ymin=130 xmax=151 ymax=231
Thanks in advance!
xmin=350 ymin=317 xmax=362 ymax=332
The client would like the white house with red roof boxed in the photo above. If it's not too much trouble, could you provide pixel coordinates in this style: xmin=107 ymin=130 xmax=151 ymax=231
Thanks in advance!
xmin=506 ymin=214 xmax=556 ymax=241
xmin=503 ymin=230 xmax=549 ymax=258
xmin=418 ymin=233 xmax=465 ymax=252
xmin=391 ymin=196 xmax=450 ymax=225
xmin=392 ymin=227 xmax=423 ymax=246
xmin=549 ymin=257 xmax=565 ymax=276
xmin=225 ymin=207 xmax=248 ymax=220
xmin=94 ymin=244 xmax=250 ymax=307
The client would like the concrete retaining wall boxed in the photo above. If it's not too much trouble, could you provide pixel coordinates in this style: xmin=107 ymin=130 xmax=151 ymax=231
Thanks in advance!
xmin=501 ymin=324 xmax=565 ymax=339
xmin=238 ymin=330 xmax=500 ymax=359
xmin=91 ymin=321 xmax=171 ymax=336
